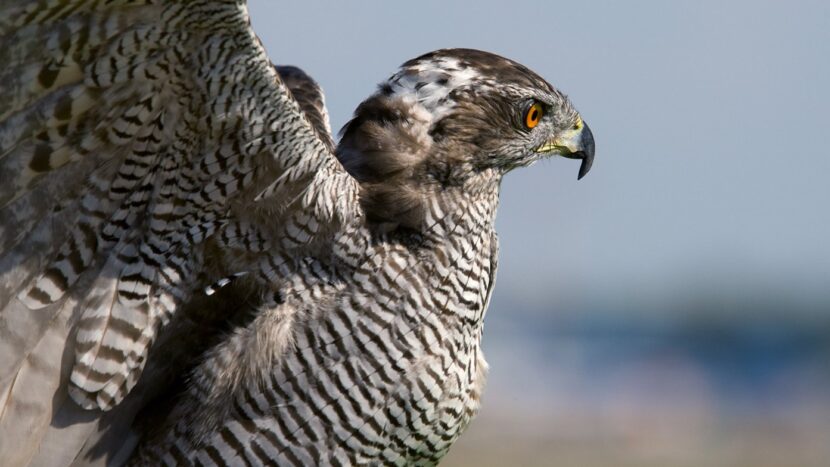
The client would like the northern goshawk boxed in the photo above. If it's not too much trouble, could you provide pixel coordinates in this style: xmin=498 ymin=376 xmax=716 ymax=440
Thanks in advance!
xmin=0 ymin=1 xmax=594 ymax=465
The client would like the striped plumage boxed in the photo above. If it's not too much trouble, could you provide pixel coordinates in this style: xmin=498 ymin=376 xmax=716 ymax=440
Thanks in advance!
xmin=138 ymin=190 xmax=499 ymax=465
xmin=0 ymin=1 xmax=594 ymax=465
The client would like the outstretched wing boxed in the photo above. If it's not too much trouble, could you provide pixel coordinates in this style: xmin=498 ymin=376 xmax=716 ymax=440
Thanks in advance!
xmin=0 ymin=0 xmax=360 ymax=463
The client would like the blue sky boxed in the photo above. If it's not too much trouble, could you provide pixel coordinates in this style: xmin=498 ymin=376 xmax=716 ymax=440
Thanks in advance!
xmin=248 ymin=0 xmax=830 ymax=315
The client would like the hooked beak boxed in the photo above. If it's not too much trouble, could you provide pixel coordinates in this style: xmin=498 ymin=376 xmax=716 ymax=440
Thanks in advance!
xmin=536 ymin=120 xmax=595 ymax=180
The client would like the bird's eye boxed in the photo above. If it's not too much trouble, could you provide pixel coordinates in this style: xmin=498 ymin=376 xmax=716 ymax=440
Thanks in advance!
xmin=524 ymin=102 xmax=544 ymax=129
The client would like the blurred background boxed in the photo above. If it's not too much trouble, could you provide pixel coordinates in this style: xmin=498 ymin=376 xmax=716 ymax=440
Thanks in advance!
xmin=249 ymin=1 xmax=830 ymax=465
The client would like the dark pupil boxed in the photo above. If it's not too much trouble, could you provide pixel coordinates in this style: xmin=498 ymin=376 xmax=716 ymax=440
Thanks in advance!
xmin=530 ymin=109 xmax=538 ymax=121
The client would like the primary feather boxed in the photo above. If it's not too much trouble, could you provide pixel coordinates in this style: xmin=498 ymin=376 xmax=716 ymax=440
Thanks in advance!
xmin=0 ymin=1 xmax=594 ymax=465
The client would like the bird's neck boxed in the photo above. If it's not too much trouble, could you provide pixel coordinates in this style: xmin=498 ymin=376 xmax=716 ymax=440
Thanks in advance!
xmin=420 ymin=170 xmax=501 ymax=243
xmin=413 ymin=172 xmax=501 ymax=329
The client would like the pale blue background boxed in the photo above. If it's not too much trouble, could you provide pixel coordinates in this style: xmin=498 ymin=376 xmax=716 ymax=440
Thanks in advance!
xmin=246 ymin=1 xmax=830 ymax=464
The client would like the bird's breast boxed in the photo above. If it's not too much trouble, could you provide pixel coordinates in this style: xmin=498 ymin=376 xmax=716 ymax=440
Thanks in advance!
xmin=242 ymin=232 xmax=496 ymax=463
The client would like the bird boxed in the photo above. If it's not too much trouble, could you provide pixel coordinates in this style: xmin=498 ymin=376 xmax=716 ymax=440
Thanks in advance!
xmin=0 ymin=1 xmax=594 ymax=465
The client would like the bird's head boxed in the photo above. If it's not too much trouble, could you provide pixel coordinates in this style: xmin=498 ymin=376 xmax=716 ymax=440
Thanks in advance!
xmin=337 ymin=48 xmax=594 ymax=229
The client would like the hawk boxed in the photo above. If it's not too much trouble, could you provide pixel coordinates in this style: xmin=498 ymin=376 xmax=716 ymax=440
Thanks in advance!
xmin=0 ymin=1 xmax=594 ymax=465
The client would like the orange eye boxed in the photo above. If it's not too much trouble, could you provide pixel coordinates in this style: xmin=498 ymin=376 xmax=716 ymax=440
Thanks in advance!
xmin=524 ymin=102 xmax=543 ymax=129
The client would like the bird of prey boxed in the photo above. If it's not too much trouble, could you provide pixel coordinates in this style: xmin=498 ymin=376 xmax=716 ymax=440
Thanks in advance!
xmin=0 ymin=1 xmax=594 ymax=465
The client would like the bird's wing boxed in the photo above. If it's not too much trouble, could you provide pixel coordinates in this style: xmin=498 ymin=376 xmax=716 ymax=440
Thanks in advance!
xmin=0 ymin=1 xmax=360 ymax=462
xmin=276 ymin=65 xmax=336 ymax=153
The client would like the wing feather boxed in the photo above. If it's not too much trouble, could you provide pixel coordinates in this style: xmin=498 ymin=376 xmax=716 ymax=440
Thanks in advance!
xmin=0 ymin=0 xmax=360 ymax=462
xmin=276 ymin=65 xmax=335 ymax=152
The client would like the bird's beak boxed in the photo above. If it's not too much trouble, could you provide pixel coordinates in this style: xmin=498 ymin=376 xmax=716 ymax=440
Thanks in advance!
xmin=536 ymin=119 xmax=595 ymax=180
